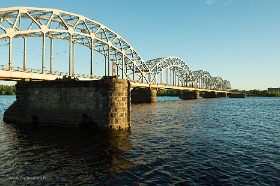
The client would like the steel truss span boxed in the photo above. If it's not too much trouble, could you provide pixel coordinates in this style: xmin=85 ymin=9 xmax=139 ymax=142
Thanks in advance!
xmin=0 ymin=7 xmax=231 ymax=90
xmin=0 ymin=6 xmax=150 ymax=82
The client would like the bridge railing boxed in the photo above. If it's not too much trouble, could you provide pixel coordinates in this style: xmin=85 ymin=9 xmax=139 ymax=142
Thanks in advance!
xmin=1 ymin=65 xmax=64 ymax=75
xmin=0 ymin=65 xmax=104 ymax=80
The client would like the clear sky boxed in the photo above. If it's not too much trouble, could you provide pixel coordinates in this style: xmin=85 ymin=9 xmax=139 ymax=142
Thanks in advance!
xmin=0 ymin=0 xmax=279 ymax=90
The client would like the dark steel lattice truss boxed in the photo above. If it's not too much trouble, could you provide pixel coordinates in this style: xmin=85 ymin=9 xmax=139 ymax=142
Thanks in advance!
xmin=0 ymin=7 xmax=231 ymax=90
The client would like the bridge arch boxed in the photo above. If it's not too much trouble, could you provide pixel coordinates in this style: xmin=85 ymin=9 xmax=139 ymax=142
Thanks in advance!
xmin=0 ymin=6 xmax=231 ymax=90
xmin=212 ymin=76 xmax=225 ymax=90
xmin=192 ymin=70 xmax=214 ymax=89
xmin=145 ymin=56 xmax=194 ymax=86
xmin=223 ymin=80 xmax=231 ymax=90
xmin=0 ymin=6 xmax=150 ymax=82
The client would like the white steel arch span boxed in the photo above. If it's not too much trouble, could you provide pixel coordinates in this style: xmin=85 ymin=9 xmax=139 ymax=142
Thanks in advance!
xmin=223 ymin=80 xmax=231 ymax=90
xmin=212 ymin=76 xmax=224 ymax=90
xmin=0 ymin=6 xmax=150 ymax=82
xmin=145 ymin=56 xmax=194 ymax=87
xmin=0 ymin=6 xmax=231 ymax=90
xmin=193 ymin=70 xmax=214 ymax=89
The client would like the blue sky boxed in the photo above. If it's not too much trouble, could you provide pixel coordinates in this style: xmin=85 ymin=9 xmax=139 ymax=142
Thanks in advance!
xmin=0 ymin=0 xmax=279 ymax=90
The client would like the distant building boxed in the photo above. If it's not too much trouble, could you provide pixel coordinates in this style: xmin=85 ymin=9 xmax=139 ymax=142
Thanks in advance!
xmin=268 ymin=88 xmax=280 ymax=92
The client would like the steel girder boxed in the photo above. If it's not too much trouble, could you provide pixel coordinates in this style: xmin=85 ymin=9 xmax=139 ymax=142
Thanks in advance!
xmin=0 ymin=6 xmax=150 ymax=82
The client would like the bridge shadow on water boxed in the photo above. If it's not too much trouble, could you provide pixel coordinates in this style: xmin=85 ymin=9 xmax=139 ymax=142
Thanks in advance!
xmin=1 ymin=122 xmax=134 ymax=185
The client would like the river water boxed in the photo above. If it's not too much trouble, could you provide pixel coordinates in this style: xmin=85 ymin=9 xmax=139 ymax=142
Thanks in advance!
xmin=0 ymin=95 xmax=279 ymax=185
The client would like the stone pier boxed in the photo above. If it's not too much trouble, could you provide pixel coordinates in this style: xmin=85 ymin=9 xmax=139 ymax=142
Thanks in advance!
xmin=217 ymin=92 xmax=227 ymax=97
xmin=204 ymin=91 xmax=218 ymax=98
xmin=131 ymin=88 xmax=157 ymax=103
xmin=3 ymin=76 xmax=131 ymax=130
xmin=180 ymin=90 xmax=200 ymax=99
xmin=229 ymin=93 xmax=246 ymax=98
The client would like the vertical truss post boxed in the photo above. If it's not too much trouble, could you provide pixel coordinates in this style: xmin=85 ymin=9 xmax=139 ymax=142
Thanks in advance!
xmin=69 ymin=35 xmax=73 ymax=76
xmin=107 ymin=45 xmax=110 ymax=76
xmin=90 ymin=38 xmax=94 ymax=77
xmin=104 ymin=55 xmax=107 ymax=76
xmin=72 ymin=42 xmax=75 ymax=76
xmin=165 ymin=68 xmax=169 ymax=85
xmin=50 ymin=37 xmax=53 ymax=74
xmin=42 ymin=33 xmax=46 ymax=74
xmin=174 ymin=71 xmax=176 ymax=86
xmin=155 ymin=65 xmax=157 ymax=84
xmin=8 ymin=37 xmax=13 ymax=70
xmin=173 ymin=70 xmax=175 ymax=86
xmin=161 ymin=70 xmax=163 ymax=84
xmin=169 ymin=69 xmax=171 ymax=86
xmin=125 ymin=59 xmax=128 ymax=80
xmin=122 ymin=54 xmax=124 ymax=79
xmin=23 ymin=37 xmax=27 ymax=72
xmin=176 ymin=73 xmax=178 ymax=86
xmin=90 ymin=39 xmax=94 ymax=76
xmin=112 ymin=61 xmax=116 ymax=76
xmin=186 ymin=73 xmax=188 ymax=87
xmin=167 ymin=68 xmax=171 ymax=85
xmin=177 ymin=72 xmax=180 ymax=86
xmin=113 ymin=52 xmax=117 ymax=76
xmin=116 ymin=55 xmax=119 ymax=76
xmin=133 ymin=64 xmax=135 ymax=81
xmin=171 ymin=70 xmax=173 ymax=86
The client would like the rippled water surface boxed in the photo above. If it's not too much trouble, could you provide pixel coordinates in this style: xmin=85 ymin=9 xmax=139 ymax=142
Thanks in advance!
xmin=0 ymin=96 xmax=279 ymax=185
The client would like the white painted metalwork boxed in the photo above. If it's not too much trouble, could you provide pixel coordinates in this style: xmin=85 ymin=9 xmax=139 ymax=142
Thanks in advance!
xmin=0 ymin=6 xmax=231 ymax=90
xmin=145 ymin=56 xmax=194 ymax=87
xmin=0 ymin=6 xmax=150 ymax=82
xmin=193 ymin=70 xmax=214 ymax=89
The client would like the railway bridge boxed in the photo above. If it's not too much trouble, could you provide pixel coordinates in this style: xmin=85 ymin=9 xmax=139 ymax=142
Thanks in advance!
xmin=1 ymin=7 xmax=231 ymax=129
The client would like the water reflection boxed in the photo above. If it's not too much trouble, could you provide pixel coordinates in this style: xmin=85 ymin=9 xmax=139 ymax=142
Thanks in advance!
xmin=0 ymin=123 xmax=133 ymax=185
xmin=1 ymin=96 xmax=280 ymax=185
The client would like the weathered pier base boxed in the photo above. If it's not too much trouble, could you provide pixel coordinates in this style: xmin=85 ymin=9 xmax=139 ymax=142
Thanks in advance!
xmin=229 ymin=93 xmax=246 ymax=98
xmin=3 ymin=76 xmax=131 ymax=130
xmin=204 ymin=91 xmax=218 ymax=98
xmin=217 ymin=92 xmax=227 ymax=97
xmin=180 ymin=90 xmax=200 ymax=99
xmin=131 ymin=88 xmax=157 ymax=103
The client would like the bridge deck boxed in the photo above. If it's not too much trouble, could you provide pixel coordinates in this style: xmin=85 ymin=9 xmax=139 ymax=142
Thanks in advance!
xmin=130 ymin=82 xmax=228 ymax=92
xmin=0 ymin=69 xmax=228 ymax=93
xmin=0 ymin=69 xmax=99 ymax=81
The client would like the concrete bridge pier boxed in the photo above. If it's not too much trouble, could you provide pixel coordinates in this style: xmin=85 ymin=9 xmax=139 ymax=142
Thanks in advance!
xmin=131 ymin=88 xmax=157 ymax=103
xmin=204 ymin=91 xmax=218 ymax=98
xmin=180 ymin=90 xmax=200 ymax=99
xmin=217 ymin=92 xmax=227 ymax=97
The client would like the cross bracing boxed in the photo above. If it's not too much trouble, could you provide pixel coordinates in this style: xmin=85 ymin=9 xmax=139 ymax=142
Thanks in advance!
xmin=0 ymin=7 xmax=231 ymax=90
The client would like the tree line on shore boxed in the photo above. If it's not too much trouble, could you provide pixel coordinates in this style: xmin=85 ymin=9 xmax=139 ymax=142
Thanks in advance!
xmin=232 ymin=89 xmax=280 ymax=97
xmin=157 ymin=89 xmax=280 ymax=97
xmin=0 ymin=85 xmax=15 ymax=95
